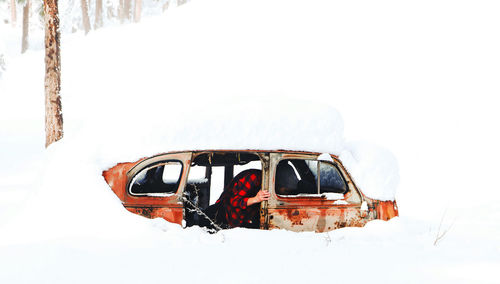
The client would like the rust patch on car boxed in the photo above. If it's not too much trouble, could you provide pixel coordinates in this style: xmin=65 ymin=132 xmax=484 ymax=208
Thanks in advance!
xmin=126 ymin=206 xmax=183 ymax=224
xmin=102 ymin=161 xmax=141 ymax=201
xmin=268 ymin=206 xmax=369 ymax=232
xmin=375 ymin=200 xmax=399 ymax=221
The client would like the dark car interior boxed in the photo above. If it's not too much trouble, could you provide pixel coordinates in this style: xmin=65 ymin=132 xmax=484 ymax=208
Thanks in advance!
xmin=183 ymin=152 xmax=261 ymax=227
xmin=127 ymin=152 xmax=348 ymax=231
xmin=275 ymin=159 xmax=347 ymax=195
xmin=129 ymin=160 xmax=183 ymax=195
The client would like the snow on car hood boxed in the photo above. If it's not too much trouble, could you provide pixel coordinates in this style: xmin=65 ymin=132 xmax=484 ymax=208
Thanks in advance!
xmin=340 ymin=141 xmax=399 ymax=201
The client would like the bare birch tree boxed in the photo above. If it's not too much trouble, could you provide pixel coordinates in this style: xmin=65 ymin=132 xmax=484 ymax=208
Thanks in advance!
xmin=10 ymin=0 xmax=17 ymax=27
xmin=21 ymin=0 xmax=29 ymax=53
xmin=44 ymin=0 xmax=63 ymax=147
xmin=81 ymin=0 xmax=91 ymax=34
xmin=134 ymin=0 xmax=142 ymax=23
xmin=95 ymin=0 xmax=103 ymax=29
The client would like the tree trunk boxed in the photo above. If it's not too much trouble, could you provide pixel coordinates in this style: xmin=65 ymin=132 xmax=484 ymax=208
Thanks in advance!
xmin=21 ymin=0 xmax=29 ymax=53
xmin=95 ymin=0 xmax=103 ymax=29
xmin=44 ymin=0 xmax=63 ymax=148
xmin=118 ymin=0 xmax=124 ymax=23
xmin=162 ymin=1 xmax=169 ymax=12
xmin=81 ymin=0 xmax=91 ymax=34
xmin=134 ymin=0 xmax=142 ymax=23
xmin=10 ymin=0 xmax=16 ymax=27
xmin=124 ymin=0 xmax=131 ymax=20
xmin=106 ymin=2 xmax=115 ymax=19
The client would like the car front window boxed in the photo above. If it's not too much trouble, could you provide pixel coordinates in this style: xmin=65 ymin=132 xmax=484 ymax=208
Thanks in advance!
xmin=275 ymin=159 xmax=347 ymax=196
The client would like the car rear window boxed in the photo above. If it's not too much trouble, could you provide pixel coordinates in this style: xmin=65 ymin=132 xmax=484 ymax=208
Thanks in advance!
xmin=129 ymin=161 xmax=183 ymax=196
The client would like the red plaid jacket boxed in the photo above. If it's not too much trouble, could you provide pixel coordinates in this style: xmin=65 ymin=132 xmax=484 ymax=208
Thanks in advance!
xmin=215 ymin=169 xmax=262 ymax=228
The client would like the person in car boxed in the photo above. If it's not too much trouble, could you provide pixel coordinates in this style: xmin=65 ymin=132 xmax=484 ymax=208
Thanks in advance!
xmin=205 ymin=169 xmax=270 ymax=229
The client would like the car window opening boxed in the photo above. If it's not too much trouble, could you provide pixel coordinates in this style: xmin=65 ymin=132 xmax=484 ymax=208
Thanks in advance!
xmin=129 ymin=161 xmax=183 ymax=196
xmin=184 ymin=152 xmax=263 ymax=230
xmin=275 ymin=159 xmax=347 ymax=196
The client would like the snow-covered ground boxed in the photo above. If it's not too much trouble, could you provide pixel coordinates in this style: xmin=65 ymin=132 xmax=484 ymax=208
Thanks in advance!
xmin=1 ymin=0 xmax=499 ymax=283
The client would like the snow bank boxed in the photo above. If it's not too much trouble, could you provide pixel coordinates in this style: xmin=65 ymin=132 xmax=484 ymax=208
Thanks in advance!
xmin=340 ymin=141 xmax=400 ymax=201
xmin=0 ymin=140 xmax=174 ymax=244
xmin=0 ymin=216 xmax=458 ymax=284
xmin=54 ymin=0 xmax=399 ymax=200
xmin=0 ymin=0 xmax=401 ymax=246
xmin=0 ymin=40 xmax=5 ymax=78
xmin=1 ymin=0 xmax=401 ymax=246
xmin=3 ymin=0 xmax=500 ymax=282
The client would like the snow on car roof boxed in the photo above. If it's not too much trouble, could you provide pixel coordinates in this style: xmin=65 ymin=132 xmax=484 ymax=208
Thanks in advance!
xmin=83 ymin=98 xmax=397 ymax=201
xmin=87 ymin=99 xmax=345 ymax=166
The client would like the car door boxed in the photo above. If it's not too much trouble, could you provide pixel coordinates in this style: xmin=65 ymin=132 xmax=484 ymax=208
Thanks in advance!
xmin=267 ymin=152 xmax=366 ymax=232
xmin=124 ymin=152 xmax=192 ymax=225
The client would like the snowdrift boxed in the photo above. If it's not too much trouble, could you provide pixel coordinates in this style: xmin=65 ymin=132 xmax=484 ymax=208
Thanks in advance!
xmin=1 ymin=0 xmax=401 ymax=244
xmin=3 ymin=0 xmax=500 ymax=283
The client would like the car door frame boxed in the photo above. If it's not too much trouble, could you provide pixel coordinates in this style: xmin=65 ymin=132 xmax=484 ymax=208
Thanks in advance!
xmin=266 ymin=152 xmax=367 ymax=232
xmin=124 ymin=152 xmax=192 ymax=225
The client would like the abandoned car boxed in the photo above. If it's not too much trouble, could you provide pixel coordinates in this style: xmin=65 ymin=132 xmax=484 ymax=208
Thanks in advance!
xmin=103 ymin=150 xmax=398 ymax=232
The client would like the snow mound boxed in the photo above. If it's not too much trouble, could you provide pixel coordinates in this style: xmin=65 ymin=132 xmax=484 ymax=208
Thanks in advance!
xmin=0 ymin=0 xmax=401 ymax=247
xmin=82 ymin=98 xmax=345 ymax=166
xmin=340 ymin=141 xmax=399 ymax=201
xmin=49 ymin=0 xmax=401 ymax=200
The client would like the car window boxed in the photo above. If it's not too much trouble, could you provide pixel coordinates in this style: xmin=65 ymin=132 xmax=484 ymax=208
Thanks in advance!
xmin=129 ymin=161 xmax=183 ymax=195
xmin=187 ymin=165 xmax=208 ymax=184
xmin=319 ymin=162 xmax=347 ymax=194
xmin=275 ymin=159 xmax=347 ymax=195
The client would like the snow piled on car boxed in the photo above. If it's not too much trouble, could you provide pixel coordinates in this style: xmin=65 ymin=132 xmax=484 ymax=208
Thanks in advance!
xmin=89 ymin=98 xmax=346 ymax=164
xmin=340 ymin=142 xmax=400 ymax=201
xmin=53 ymin=1 xmax=400 ymax=201
xmin=69 ymin=97 xmax=399 ymax=201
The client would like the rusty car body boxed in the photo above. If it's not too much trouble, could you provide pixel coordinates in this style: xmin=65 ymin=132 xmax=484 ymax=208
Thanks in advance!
xmin=103 ymin=150 xmax=398 ymax=232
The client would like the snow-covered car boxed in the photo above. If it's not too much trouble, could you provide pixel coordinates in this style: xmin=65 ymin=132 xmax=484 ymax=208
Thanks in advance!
xmin=103 ymin=150 xmax=398 ymax=232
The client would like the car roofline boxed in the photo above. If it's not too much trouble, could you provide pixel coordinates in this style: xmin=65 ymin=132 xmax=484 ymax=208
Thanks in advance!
xmin=144 ymin=149 xmax=339 ymax=159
